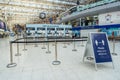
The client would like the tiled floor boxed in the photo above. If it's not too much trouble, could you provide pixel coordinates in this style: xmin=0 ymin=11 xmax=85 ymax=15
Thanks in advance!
xmin=0 ymin=38 xmax=120 ymax=80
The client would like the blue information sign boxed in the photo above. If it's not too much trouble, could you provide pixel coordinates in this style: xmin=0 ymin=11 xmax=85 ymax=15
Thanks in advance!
xmin=91 ymin=33 xmax=112 ymax=63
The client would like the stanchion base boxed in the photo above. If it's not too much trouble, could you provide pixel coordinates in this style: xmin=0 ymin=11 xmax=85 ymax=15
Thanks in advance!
xmin=52 ymin=61 xmax=61 ymax=65
xmin=87 ymin=57 xmax=94 ymax=60
xmin=67 ymin=43 xmax=70 ymax=45
xmin=15 ymin=53 xmax=21 ymax=56
xmin=112 ymin=53 xmax=117 ymax=56
xmin=72 ymin=49 xmax=77 ymax=51
xmin=7 ymin=63 xmax=17 ymax=68
xmin=52 ymin=44 xmax=55 ymax=46
xmin=34 ymin=44 xmax=38 ymax=47
xmin=42 ymin=47 xmax=46 ymax=49
xmin=63 ymin=46 xmax=67 ymax=48
xmin=81 ymin=45 xmax=84 ymax=47
xmin=23 ymin=49 xmax=27 ymax=51
xmin=46 ymin=51 xmax=51 ymax=54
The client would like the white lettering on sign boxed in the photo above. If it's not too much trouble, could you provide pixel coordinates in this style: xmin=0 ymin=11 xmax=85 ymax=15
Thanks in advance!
xmin=98 ymin=47 xmax=105 ymax=49
xmin=98 ymin=53 xmax=107 ymax=55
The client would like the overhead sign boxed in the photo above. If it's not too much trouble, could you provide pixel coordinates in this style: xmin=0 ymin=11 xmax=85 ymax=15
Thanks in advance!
xmin=91 ymin=33 xmax=112 ymax=63
xmin=99 ymin=11 xmax=120 ymax=25
xmin=26 ymin=24 xmax=72 ymax=28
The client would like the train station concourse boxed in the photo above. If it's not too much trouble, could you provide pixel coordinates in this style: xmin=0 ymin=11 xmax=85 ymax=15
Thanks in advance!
xmin=0 ymin=0 xmax=120 ymax=80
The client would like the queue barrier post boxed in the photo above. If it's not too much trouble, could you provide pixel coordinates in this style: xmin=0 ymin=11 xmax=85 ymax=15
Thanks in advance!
xmin=34 ymin=37 xmax=38 ymax=47
xmin=63 ymin=42 xmax=67 ymax=48
xmin=15 ymin=34 xmax=21 ymax=56
xmin=112 ymin=38 xmax=117 ymax=56
xmin=41 ymin=38 xmax=46 ymax=49
xmin=72 ymin=38 xmax=77 ymax=51
xmin=111 ymin=32 xmax=117 ymax=56
xmin=23 ymin=33 xmax=27 ymax=51
xmin=52 ymin=39 xmax=61 ymax=65
xmin=46 ymin=38 xmax=51 ymax=54
xmin=63 ymin=35 xmax=67 ymax=48
xmin=81 ymin=37 xmax=84 ymax=47
xmin=7 ymin=42 xmax=17 ymax=68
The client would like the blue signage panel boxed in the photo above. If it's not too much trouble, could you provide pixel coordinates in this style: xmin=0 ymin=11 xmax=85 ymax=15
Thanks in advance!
xmin=91 ymin=33 xmax=112 ymax=63
xmin=72 ymin=24 xmax=120 ymax=30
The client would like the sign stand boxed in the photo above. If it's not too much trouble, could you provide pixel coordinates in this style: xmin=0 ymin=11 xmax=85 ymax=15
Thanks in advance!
xmin=15 ymin=34 xmax=21 ymax=56
xmin=7 ymin=42 xmax=17 ymax=68
xmin=72 ymin=38 xmax=77 ymax=51
xmin=83 ymin=32 xmax=114 ymax=70
xmin=52 ymin=39 xmax=61 ymax=65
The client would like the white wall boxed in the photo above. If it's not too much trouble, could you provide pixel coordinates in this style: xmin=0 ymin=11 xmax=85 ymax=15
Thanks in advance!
xmin=98 ymin=11 xmax=120 ymax=25
xmin=81 ymin=29 xmax=98 ymax=37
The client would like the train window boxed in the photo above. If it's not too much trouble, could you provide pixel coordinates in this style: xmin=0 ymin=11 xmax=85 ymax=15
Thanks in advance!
xmin=57 ymin=28 xmax=64 ymax=30
xmin=48 ymin=28 xmax=55 ymax=30
xmin=66 ymin=28 xmax=72 ymax=30
xmin=47 ymin=28 xmax=51 ymax=30
xmin=26 ymin=28 xmax=35 ymax=30
xmin=37 ymin=28 xmax=45 ymax=30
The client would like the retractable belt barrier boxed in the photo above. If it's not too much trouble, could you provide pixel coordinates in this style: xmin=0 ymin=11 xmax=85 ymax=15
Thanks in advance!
xmin=7 ymin=37 xmax=87 ymax=68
